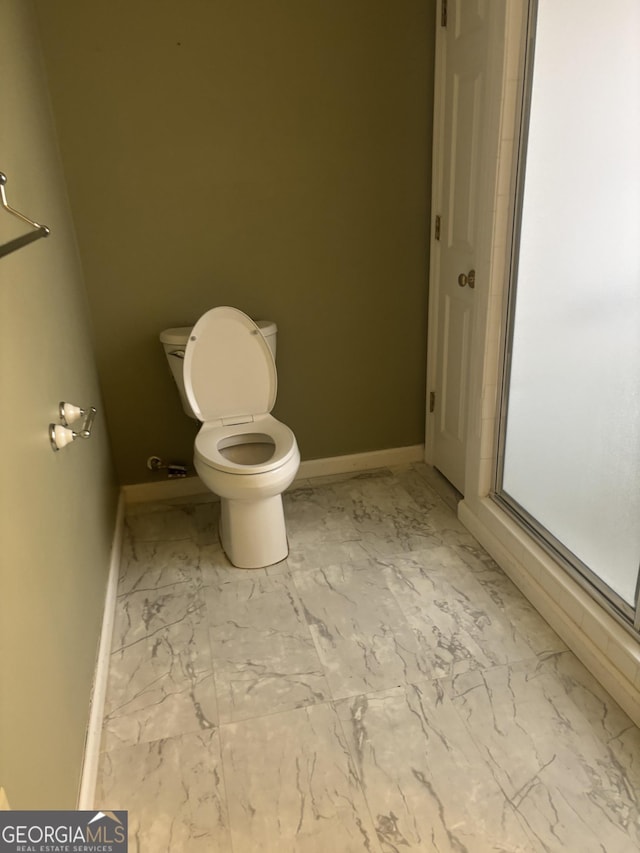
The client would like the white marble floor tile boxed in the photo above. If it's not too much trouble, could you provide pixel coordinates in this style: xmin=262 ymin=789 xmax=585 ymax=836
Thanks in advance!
xmin=382 ymin=548 xmax=542 ymax=677
xmin=103 ymin=576 xmax=217 ymax=749
xmin=408 ymin=462 xmax=462 ymax=511
xmin=293 ymin=561 xmax=432 ymax=700
xmin=294 ymin=549 xmax=540 ymax=699
xmin=124 ymin=499 xmax=220 ymax=545
xmin=96 ymin=730 xmax=230 ymax=852
xmin=285 ymin=469 xmax=444 ymax=557
xmin=471 ymin=565 xmax=567 ymax=656
xmin=335 ymin=681 xmax=536 ymax=852
xmin=303 ymin=468 xmax=391 ymax=487
xmin=452 ymin=535 xmax=513 ymax=574
xmin=220 ymin=702 xmax=382 ymax=853
xmin=285 ymin=539 xmax=377 ymax=573
xmin=284 ymin=468 xmax=456 ymax=564
xmin=96 ymin=465 xmax=639 ymax=852
xmin=420 ymin=500 xmax=480 ymax=551
xmin=205 ymin=573 xmax=331 ymax=722
xmin=125 ymin=504 xmax=197 ymax=542
xmin=447 ymin=652 xmax=640 ymax=852
xmin=184 ymin=499 xmax=222 ymax=545
xmin=331 ymin=472 xmax=445 ymax=555
xmin=197 ymin=540 xmax=273 ymax=586
xmin=283 ymin=484 xmax=362 ymax=550
xmin=388 ymin=463 xmax=446 ymax=513
xmin=118 ymin=536 xmax=203 ymax=595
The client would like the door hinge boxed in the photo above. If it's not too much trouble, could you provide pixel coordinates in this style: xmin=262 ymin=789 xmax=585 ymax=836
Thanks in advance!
xmin=429 ymin=391 xmax=436 ymax=413
xmin=441 ymin=0 xmax=448 ymax=27
xmin=434 ymin=215 xmax=441 ymax=241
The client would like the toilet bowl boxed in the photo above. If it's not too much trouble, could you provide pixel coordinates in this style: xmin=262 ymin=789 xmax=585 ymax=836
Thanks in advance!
xmin=165 ymin=306 xmax=300 ymax=568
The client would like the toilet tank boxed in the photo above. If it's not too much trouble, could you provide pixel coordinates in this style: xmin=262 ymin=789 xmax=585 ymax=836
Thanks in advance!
xmin=256 ymin=319 xmax=277 ymax=361
xmin=160 ymin=319 xmax=277 ymax=419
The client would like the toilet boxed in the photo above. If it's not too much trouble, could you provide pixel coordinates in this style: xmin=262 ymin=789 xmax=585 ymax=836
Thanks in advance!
xmin=160 ymin=307 xmax=300 ymax=568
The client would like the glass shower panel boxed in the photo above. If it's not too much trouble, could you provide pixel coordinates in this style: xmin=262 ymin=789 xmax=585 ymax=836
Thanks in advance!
xmin=502 ymin=0 xmax=640 ymax=606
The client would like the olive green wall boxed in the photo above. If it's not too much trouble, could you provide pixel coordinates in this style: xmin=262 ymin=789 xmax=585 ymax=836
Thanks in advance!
xmin=0 ymin=1 xmax=118 ymax=807
xmin=35 ymin=0 xmax=436 ymax=485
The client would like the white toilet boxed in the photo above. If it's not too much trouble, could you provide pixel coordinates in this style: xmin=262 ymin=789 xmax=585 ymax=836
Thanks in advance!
xmin=160 ymin=307 xmax=300 ymax=568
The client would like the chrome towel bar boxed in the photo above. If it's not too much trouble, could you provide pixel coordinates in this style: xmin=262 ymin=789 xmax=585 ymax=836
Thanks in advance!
xmin=0 ymin=171 xmax=50 ymax=259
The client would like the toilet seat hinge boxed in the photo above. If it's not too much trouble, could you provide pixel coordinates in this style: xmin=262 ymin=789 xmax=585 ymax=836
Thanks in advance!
xmin=221 ymin=415 xmax=255 ymax=426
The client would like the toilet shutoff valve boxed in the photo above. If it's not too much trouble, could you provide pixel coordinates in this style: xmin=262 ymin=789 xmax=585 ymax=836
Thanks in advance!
xmin=147 ymin=456 xmax=188 ymax=477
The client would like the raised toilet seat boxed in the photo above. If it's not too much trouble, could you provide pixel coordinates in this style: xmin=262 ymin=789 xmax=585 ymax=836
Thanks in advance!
xmin=183 ymin=307 xmax=300 ymax=568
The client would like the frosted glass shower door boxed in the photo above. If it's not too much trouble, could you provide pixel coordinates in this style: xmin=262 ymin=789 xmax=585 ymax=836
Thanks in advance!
xmin=501 ymin=0 xmax=640 ymax=608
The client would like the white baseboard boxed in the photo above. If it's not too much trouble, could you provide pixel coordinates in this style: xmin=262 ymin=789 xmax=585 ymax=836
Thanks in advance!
xmin=123 ymin=472 xmax=209 ymax=504
xmin=123 ymin=445 xmax=425 ymax=504
xmin=298 ymin=444 xmax=424 ymax=480
xmin=77 ymin=492 xmax=125 ymax=809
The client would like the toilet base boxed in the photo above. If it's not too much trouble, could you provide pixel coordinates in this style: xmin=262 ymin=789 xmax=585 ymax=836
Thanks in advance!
xmin=219 ymin=493 xmax=289 ymax=568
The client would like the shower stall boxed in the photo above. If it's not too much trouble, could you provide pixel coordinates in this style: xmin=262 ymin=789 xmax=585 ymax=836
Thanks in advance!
xmin=496 ymin=0 xmax=640 ymax=630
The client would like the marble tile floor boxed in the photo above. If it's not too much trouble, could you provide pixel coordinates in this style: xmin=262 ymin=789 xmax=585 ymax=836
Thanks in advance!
xmin=96 ymin=464 xmax=640 ymax=852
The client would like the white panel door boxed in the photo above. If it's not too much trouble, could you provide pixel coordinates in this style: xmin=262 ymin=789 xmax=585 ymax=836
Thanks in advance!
xmin=431 ymin=0 xmax=494 ymax=493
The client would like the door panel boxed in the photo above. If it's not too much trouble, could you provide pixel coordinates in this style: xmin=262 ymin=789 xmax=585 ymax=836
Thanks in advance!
xmin=431 ymin=1 xmax=490 ymax=492
xmin=454 ymin=0 xmax=487 ymax=39
xmin=440 ymin=293 xmax=470 ymax=443
xmin=448 ymin=71 xmax=483 ymax=251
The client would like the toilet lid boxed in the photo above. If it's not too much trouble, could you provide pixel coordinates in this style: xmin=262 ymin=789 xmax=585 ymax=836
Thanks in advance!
xmin=183 ymin=307 xmax=277 ymax=422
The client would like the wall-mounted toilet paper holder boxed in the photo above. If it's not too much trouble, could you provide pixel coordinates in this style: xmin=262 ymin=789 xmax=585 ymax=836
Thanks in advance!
xmin=49 ymin=402 xmax=97 ymax=451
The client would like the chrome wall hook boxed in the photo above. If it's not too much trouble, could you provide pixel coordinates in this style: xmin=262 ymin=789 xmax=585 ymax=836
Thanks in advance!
xmin=59 ymin=401 xmax=85 ymax=426
xmin=50 ymin=423 xmax=78 ymax=451
xmin=50 ymin=405 xmax=97 ymax=451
